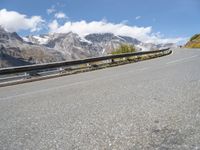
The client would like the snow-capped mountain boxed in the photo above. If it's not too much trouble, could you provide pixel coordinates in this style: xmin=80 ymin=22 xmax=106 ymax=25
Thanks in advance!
xmin=84 ymin=33 xmax=141 ymax=53
xmin=43 ymin=32 xmax=102 ymax=59
xmin=0 ymin=26 xmax=177 ymax=68
xmin=23 ymin=35 xmax=50 ymax=45
xmin=25 ymin=32 xmax=175 ymax=54
xmin=24 ymin=32 xmax=143 ymax=56
xmin=24 ymin=32 xmax=103 ymax=60
xmin=137 ymin=43 xmax=177 ymax=51
xmin=0 ymin=27 xmax=64 ymax=68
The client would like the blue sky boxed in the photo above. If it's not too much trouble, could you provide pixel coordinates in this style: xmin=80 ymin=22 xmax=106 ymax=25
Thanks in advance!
xmin=0 ymin=0 xmax=199 ymax=43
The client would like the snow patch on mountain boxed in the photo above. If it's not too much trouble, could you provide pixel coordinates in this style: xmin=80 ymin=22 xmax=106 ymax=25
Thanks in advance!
xmin=23 ymin=35 xmax=50 ymax=45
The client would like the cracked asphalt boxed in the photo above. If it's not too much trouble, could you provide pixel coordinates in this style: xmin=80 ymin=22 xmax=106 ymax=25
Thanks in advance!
xmin=0 ymin=48 xmax=200 ymax=150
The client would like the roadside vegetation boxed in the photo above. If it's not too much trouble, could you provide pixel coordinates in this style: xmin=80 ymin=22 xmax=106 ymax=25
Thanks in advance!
xmin=111 ymin=44 xmax=136 ymax=55
xmin=185 ymin=34 xmax=200 ymax=48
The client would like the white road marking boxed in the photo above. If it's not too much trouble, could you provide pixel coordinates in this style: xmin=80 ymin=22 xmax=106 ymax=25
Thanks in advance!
xmin=166 ymin=55 xmax=199 ymax=65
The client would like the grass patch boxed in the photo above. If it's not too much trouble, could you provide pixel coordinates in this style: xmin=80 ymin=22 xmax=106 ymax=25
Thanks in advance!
xmin=186 ymin=34 xmax=200 ymax=48
xmin=111 ymin=44 xmax=136 ymax=55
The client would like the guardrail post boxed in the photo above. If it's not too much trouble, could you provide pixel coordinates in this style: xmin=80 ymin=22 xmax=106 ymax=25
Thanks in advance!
xmin=59 ymin=67 xmax=64 ymax=74
xmin=24 ymin=72 xmax=30 ymax=79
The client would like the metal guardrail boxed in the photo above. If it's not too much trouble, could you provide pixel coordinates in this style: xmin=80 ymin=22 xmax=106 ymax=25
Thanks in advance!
xmin=0 ymin=48 xmax=171 ymax=76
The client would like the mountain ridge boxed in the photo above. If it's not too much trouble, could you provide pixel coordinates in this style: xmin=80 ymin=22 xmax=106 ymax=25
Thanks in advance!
xmin=0 ymin=27 xmax=177 ymax=68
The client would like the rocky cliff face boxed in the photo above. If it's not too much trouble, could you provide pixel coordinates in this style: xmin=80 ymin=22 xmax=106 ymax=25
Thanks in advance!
xmin=0 ymin=27 xmax=65 ymax=68
xmin=43 ymin=32 xmax=102 ymax=59
xmin=84 ymin=33 xmax=141 ymax=54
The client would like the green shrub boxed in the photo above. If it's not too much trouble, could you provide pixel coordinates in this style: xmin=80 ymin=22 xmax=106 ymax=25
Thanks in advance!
xmin=190 ymin=34 xmax=200 ymax=41
xmin=111 ymin=44 xmax=136 ymax=55
xmin=186 ymin=34 xmax=200 ymax=48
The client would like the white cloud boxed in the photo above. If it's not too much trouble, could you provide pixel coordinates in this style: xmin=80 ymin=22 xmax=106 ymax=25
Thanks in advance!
xmin=47 ymin=6 xmax=56 ymax=15
xmin=48 ymin=20 xmax=185 ymax=44
xmin=0 ymin=8 xmax=185 ymax=44
xmin=48 ymin=20 xmax=59 ymax=31
xmin=54 ymin=12 xmax=67 ymax=19
xmin=135 ymin=16 xmax=141 ymax=20
xmin=0 ymin=9 xmax=44 ymax=32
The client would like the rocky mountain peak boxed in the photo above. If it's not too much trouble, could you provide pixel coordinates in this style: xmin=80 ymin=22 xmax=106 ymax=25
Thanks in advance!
xmin=0 ymin=26 xmax=177 ymax=68
xmin=85 ymin=33 xmax=119 ymax=43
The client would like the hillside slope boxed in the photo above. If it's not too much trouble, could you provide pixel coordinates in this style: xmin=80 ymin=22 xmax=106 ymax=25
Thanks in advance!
xmin=185 ymin=34 xmax=200 ymax=48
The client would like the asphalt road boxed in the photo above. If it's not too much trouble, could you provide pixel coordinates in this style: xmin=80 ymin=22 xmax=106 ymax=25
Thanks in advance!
xmin=0 ymin=48 xmax=200 ymax=150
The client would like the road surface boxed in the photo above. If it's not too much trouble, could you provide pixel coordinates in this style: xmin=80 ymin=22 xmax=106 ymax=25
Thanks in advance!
xmin=0 ymin=48 xmax=200 ymax=150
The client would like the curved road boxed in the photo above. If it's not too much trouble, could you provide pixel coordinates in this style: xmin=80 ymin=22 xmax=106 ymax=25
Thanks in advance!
xmin=0 ymin=48 xmax=200 ymax=149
